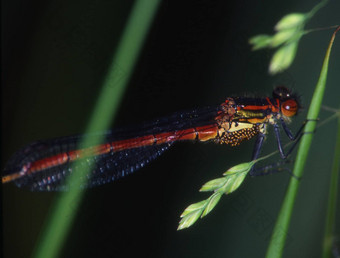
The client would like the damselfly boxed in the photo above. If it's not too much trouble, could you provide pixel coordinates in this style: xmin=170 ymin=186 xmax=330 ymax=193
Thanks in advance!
xmin=2 ymin=86 xmax=302 ymax=191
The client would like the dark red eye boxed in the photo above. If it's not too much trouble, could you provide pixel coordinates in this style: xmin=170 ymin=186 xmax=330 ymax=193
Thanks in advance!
xmin=281 ymin=99 xmax=298 ymax=117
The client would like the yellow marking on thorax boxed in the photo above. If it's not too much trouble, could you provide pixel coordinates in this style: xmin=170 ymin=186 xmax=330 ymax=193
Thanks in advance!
xmin=227 ymin=122 xmax=254 ymax=132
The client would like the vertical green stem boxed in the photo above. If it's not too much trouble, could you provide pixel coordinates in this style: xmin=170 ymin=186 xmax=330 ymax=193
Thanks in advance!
xmin=306 ymin=0 xmax=328 ymax=20
xmin=322 ymin=112 xmax=340 ymax=258
xmin=266 ymin=26 xmax=340 ymax=258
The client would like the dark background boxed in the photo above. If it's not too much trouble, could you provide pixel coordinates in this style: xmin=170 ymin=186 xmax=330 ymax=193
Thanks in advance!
xmin=2 ymin=0 xmax=340 ymax=257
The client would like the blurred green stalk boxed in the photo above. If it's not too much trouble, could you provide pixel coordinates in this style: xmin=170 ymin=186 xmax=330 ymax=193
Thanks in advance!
xmin=322 ymin=112 xmax=340 ymax=258
xmin=33 ymin=1 xmax=161 ymax=258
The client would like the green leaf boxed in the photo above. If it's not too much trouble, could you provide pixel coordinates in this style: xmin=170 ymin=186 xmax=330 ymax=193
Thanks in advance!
xmin=275 ymin=13 xmax=306 ymax=31
xmin=178 ymin=160 xmax=259 ymax=229
xmin=201 ymin=192 xmax=223 ymax=217
xmin=249 ymin=34 xmax=273 ymax=50
xmin=218 ymin=173 xmax=246 ymax=194
xmin=177 ymin=209 xmax=203 ymax=230
xmin=269 ymin=41 xmax=299 ymax=74
xmin=270 ymin=29 xmax=299 ymax=48
xmin=200 ymin=177 xmax=226 ymax=192
xmin=223 ymin=161 xmax=255 ymax=176
xmin=224 ymin=172 xmax=248 ymax=193
xmin=178 ymin=162 xmax=251 ymax=229
xmin=180 ymin=200 xmax=207 ymax=217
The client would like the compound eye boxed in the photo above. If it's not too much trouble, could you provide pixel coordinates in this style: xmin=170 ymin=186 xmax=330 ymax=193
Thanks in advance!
xmin=281 ymin=99 xmax=298 ymax=117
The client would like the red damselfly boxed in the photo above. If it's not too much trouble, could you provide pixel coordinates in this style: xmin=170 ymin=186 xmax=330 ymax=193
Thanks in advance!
xmin=2 ymin=86 xmax=302 ymax=191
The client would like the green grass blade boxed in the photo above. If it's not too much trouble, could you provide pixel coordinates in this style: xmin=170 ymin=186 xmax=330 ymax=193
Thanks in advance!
xmin=322 ymin=112 xmax=340 ymax=258
xmin=266 ymin=26 xmax=340 ymax=258
xmin=32 ymin=1 xmax=161 ymax=258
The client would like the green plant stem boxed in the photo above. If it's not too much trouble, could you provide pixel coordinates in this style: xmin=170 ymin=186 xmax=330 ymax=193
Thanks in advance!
xmin=266 ymin=26 xmax=340 ymax=258
xmin=32 ymin=1 xmax=161 ymax=258
xmin=306 ymin=0 xmax=328 ymax=20
xmin=322 ymin=112 xmax=340 ymax=258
